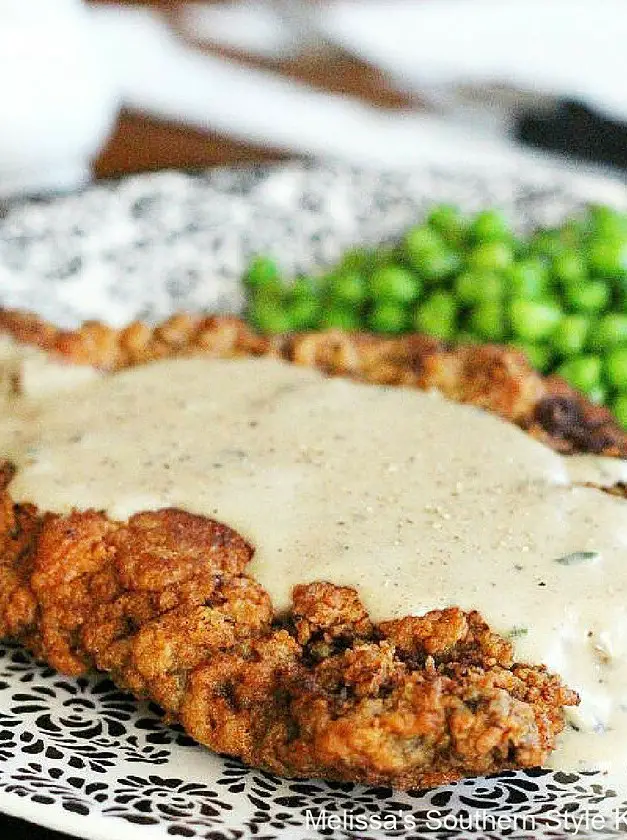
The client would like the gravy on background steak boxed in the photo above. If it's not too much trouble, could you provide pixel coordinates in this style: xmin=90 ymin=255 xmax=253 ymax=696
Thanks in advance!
xmin=0 ymin=349 xmax=626 ymax=779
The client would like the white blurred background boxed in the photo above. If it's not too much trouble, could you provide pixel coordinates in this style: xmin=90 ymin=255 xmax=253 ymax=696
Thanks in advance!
xmin=1 ymin=0 xmax=627 ymax=197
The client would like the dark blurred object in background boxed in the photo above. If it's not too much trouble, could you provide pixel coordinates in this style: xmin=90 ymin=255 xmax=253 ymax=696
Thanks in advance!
xmin=518 ymin=101 xmax=627 ymax=172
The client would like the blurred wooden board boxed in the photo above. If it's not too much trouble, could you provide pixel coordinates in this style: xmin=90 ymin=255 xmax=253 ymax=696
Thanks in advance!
xmin=92 ymin=0 xmax=411 ymax=178
xmin=94 ymin=109 xmax=288 ymax=178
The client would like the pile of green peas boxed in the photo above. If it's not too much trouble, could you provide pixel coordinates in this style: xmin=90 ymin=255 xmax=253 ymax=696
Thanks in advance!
xmin=243 ymin=204 xmax=627 ymax=429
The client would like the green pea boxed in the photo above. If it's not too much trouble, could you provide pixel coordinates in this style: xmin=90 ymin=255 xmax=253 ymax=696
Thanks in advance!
xmin=368 ymin=265 xmax=420 ymax=303
xmin=587 ymin=239 xmax=627 ymax=280
xmin=552 ymin=315 xmax=590 ymax=357
xmin=244 ymin=255 xmax=281 ymax=289
xmin=404 ymin=225 xmax=443 ymax=263
xmin=286 ymin=294 xmax=321 ymax=330
xmin=509 ymin=299 xmax=562 ymax=342
xmin=467 ymin=241 xmax=514 ymax=273
xmin=455 ymin=271 xmax=505 ymax=304
xmin=613 ymin=393 xmax=627 ymax=429
xmin=291 ymin=276 xmax=324 ymax=314
xmin=589 ymin=313 xmax=627 ymax=350
xmin=327 ymin=271 xmax=367 ymax=306
xmin=564 ymin=280 xmax=611 ymax=314
xmin=528 ymin=229 xmax=565 ymax=259
xmin=506 ymin=258 xmax=549 ymax=299
xmin=320 ymin=307 xmax=362 ymax=331
xmin=367 ymin=301 xmax=410 ymax=334
xmin=281 ymin=276 xmax=321 ymax=329
xmin=454 ymin=271 xmax=482 ymax=305
xmin=421 ymin=249 xmax=463 ymax=283
xmin=469 ymin=301 xmax=507 ymax=341
xmin=604 ymin=347 xmax=627 ymax=390
xmin=405 ymin=226 xmax=461 ymax=282
xmin=337 ymin=247 xmax=375 ymax=273
xmin=558 ymin=355 xmax=603 ymax=393
xmin=413 ymin=292 xmax=457 ymax=340
xmin=513 ymin=342 xmax=553 ymax=373
xmin=247 ymin=296 xmax=293 ymax=334
xmin=427 ymin=204 xmax=466 ymax=244
xmin=481 ymin=273 xmax=508 ymax=301
xmin=587 ymin=205 xmax=627 ymax=240
xmin=469 ymin=209 xmax=511 ymax=242
xmin=246 ymin=276 xmax=284 ymax=301
xmin=552 ymin=250 xmax=587 ymax=285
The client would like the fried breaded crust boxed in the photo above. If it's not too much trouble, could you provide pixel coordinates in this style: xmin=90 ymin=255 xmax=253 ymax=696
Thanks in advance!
xmin=0 ymin=464 xmax=577 ymax=789
xmin=0 ymin=310 xmax=614 ymax=789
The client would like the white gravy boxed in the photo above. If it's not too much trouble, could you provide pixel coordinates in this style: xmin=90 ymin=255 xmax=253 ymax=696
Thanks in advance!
xmin=0 ymin=353 xmax=626 ymax=779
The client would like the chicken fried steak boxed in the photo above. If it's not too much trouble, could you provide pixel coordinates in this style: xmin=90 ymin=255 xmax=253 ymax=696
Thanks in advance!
xmin=0 ymin=311 xmax=625 ymax=789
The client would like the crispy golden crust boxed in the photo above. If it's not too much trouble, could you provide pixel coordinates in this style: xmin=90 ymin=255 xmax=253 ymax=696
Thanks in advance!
xmin=0 ymin=308 xmax=625 ymax=457
xmin=0 ymin=481 xmax=577 ymax=788
xmin=0 ymin=308 xmax=622 ymax=789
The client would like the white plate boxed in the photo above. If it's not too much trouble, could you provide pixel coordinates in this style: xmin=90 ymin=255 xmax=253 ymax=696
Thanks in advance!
xmin=0 ymin=161 xmax=626 ymax=840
